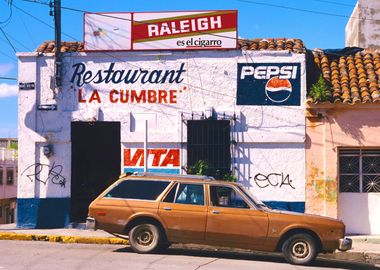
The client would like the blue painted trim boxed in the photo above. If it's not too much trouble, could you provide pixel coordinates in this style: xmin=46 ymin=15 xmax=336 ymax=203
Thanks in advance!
xmin=264 ymin=201 xmax=305 ymax=213
xmin=17 ymin=198 xmax=70 ymax=229
xmin=124 ymin=168 xmax=180 ymax=174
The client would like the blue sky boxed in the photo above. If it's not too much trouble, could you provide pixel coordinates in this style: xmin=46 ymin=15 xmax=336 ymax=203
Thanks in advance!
xmin=0 ymin=0 xmax=358 ymax=138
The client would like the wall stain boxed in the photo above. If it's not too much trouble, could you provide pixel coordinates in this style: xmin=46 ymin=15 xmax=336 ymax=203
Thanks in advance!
xmin=307 ymin=163 xmax=337 ymax=203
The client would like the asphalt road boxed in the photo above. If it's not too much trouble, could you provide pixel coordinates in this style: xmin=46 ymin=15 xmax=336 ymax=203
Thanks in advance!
xmin=0 ymin=240 xmax=378 ymax=270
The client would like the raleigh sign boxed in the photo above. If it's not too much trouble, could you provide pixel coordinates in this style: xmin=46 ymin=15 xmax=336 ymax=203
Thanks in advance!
xmin=84 ymin=10 xmax=237 ymax=51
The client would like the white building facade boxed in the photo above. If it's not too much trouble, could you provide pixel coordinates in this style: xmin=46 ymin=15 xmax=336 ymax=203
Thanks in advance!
xmin=17 ymin=41 xmax=307 ymax=228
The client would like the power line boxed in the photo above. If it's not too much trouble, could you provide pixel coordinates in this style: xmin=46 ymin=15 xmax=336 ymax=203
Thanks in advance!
xmin=15 ymin=4 xmax=37 ymax=48
xmin=237 ymin=0 xmax=351 ymax=19
xmin=0 ymin=2 xmax=13 ymax=26
xmin=0 ymin=26 xmax=16 ymax=53
xmin=0 ymin=77 xmax=17 ymax=80
xmin=312 ymin=0 xmax=356 ymax=8
xmin=22 ymin=0 xmax=241 ymax=42
xmin=0 ymin=48 xmax=17 ymax=62
xmin=236 ymin=0 xmax=380 ymax=22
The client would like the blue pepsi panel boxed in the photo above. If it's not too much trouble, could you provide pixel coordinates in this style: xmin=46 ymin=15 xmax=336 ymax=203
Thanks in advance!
xmin=237 ymin=63 xmax=301 ymax=106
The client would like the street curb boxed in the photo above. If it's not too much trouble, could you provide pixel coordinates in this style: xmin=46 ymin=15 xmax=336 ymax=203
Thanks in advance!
xmin=1 ymin=232 xmax=379 ymax=264
xmin=0 ymin=232 xmax=129 ymax=245
xmin=321 ymin=251 xmax=380 ymax=265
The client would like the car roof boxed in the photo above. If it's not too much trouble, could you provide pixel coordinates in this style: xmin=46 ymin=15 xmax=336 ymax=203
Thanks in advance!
xmin=121 ymin=172 xmax=238 ymax=186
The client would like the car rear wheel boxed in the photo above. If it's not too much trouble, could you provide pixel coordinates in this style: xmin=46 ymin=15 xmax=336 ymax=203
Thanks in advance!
xmin=282 ymin=233 xmax=317 ymax=265
xmin=128 ymin=223 xmax=162 ymax=254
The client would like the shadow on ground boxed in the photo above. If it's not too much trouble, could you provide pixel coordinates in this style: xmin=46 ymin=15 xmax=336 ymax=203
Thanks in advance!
xmin=113 ymin=245 xmax=379 ymax=270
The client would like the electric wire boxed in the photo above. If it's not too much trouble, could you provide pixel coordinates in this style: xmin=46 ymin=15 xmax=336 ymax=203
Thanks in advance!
xmin=22 ymin=0 xmax=240 ymax=43
xmin=23 ymin=0 xmax=380 ymax=26
xmin=312 ymin=0 xmax=356 ymax=8
xmin=0 ymin=1 xmax=13 ymax=26
xmin=0 ymin=76 xmax=17 ymax=80
xmin=0 ymin=26 xmax=16 ymax=53
xmin=0 ymin=49 xmax=17 ymax=62
xmin=15 ymin=5 xmax=37 ymax=48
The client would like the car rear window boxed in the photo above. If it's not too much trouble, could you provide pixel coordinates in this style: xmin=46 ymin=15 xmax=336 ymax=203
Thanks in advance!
xmin=105 ymin=180 xmax=170 ymax=200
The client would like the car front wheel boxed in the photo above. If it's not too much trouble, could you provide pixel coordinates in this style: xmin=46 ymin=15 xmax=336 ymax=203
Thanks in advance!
xmin=128 ymin=223 xmax=162 ymax=253
xmin=282 ymin=233 xmax=317 ymax=265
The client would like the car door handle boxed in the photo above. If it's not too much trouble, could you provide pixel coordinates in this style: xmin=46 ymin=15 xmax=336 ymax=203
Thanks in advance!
xmin=163 ymin=207 xmax=172 ymax=211
xmin=211 ymin=210 xmax=220 ymax=214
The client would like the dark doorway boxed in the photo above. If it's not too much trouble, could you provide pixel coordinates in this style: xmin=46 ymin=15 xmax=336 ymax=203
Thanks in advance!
xmin=71 ymin=122 xmax=121 ymax=222
xmin=187 ymin=120 xmax=231 ymax=178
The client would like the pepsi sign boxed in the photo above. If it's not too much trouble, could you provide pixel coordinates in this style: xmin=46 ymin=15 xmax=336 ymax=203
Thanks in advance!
xmin=236 ymin=63 xmax=301 ymax=106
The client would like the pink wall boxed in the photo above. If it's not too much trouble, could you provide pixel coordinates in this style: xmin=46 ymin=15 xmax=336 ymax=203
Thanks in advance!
xmin=306 ymin=105 xmax=380 ymax=219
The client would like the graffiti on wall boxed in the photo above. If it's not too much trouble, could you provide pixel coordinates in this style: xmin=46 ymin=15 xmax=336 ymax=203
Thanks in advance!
xmin=253 ymin=172 xmax=295 ymax=189
xmin=21 ymin=162 xmax=66 ymax=188
xmin=307 ymin=163 xmax=337 ymax=203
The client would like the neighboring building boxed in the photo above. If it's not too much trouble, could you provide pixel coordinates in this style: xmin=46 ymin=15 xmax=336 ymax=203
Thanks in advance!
xmin=17 ymin=38 xmax=307 ymax=228
xmin=346 ymin=0 xmax=380 ymax=49
xmin=0 ymin=139 xmax=17 ymax=224
xmin=306 ymin=49 xmax=380 ymax=234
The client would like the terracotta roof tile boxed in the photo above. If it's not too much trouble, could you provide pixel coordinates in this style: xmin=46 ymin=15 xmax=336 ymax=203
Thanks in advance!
xmin=309 ymin=50 xmax=380 ymax=104
xmin=36 ymin=41 xmax=84 ymax=53
xmin=35 ymin=38 xmax=305 ymax=53
xmin=238 ymin=38 xmax=305 ymax=53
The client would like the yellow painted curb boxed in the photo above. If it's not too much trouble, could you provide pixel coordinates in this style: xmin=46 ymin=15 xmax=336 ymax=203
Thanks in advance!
xmin=0 ymin=232 xmax=129 ymax=245
xmin=109 ymin=238 xmax=129 ymax=245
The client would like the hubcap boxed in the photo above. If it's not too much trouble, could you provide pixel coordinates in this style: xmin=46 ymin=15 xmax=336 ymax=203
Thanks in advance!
xmin=135 ymin=228 xmax=154 ymax=247
xmin=291 ymin=241 xmax=309 ymax=259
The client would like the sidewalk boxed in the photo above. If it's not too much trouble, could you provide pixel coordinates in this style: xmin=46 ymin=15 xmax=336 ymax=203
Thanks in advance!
xmin=1 ymin=223 xmax=380 ymax=264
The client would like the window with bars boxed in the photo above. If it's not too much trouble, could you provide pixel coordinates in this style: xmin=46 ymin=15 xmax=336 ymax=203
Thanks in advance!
xmin=187 ymin=120 xmax=231 ymax=178
xmin=339 ymin=149 xmax=380 ymax=193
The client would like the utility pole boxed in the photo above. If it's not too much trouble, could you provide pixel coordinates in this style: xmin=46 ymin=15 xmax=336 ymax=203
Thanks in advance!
xmin=50 ymin=0 xmax=62 ymax=89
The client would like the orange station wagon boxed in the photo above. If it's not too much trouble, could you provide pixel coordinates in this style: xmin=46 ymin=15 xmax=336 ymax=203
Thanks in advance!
xmin=86 ymin=173 xmax=352 ymax=265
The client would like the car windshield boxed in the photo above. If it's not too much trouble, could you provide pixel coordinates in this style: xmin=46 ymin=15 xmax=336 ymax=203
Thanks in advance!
xmin=236 ymin=184 xmax=270 ymax=209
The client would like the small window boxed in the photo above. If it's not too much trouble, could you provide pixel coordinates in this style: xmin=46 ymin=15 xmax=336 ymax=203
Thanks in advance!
xmin=210 ymin=185 xmax=249 ymax=209
xmin=163 ymin=183 xmax=178 ymax=203
xmin=0 ymin=168 xmax=3 ymax=185
xmin=105 ymin=180 xmax=170 ymax=200
xmin=175 ymin=183 xmax=204 ymax=205
xmin=6 ymin=168 xmax=13 ymax=185
xmin=0 ymin=206 xmax=2 ymax=218
xmin=339 ymin=149 xmax=380 ymax=193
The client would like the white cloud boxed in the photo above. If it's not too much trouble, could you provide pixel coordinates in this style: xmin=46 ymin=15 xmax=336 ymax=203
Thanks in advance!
xmin=0 ymin=83 xmax=18 ymax=98
xmin=0 ymin=63 xmax=14 ymax=76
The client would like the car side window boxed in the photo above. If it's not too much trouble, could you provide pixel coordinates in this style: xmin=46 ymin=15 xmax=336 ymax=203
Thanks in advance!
xmin=210 ymin=185 xmax=250 ymax=209
xmin=175 ymin=183 xmax=204 ymax=206
xmin=163 ymin=183 xmax=178 ymax=203
xmin=105 ymin=180 xmax=170 ymax=200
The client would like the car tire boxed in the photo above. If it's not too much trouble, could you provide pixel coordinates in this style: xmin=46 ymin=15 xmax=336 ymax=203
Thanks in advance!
xmin=128 ymin=223 xmax=162 ymax=254
xmin=282 ymin=233 xmax=317 ymax=265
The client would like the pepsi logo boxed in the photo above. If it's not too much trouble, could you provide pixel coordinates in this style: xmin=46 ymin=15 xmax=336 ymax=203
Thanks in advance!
xmin=265 ymin=76 xmax=292 ymax=103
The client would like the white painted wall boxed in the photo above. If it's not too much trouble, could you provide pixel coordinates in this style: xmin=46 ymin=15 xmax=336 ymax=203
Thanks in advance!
xmin=346 ymin=0 xmax=380 ymax=49
xmin=339 ymin=193 xmax=380 ymax=235
xmin=17 ymin=49 xmax=306 ymax=205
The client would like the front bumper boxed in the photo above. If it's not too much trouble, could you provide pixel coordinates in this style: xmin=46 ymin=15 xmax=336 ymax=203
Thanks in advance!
xmin=338 ymin=237 xmax=352 ymax=251
xmin=86 ymin=217 xmax=96 ymax=230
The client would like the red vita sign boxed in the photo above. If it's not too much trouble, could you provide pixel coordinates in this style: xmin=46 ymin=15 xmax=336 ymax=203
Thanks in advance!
xmin=124 ymin=148 xmax=180 ymax=167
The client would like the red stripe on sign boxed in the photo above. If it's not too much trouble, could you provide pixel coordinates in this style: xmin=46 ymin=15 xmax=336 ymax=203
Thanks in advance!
xmin=132 ymin=12 xmax=237 ymax=42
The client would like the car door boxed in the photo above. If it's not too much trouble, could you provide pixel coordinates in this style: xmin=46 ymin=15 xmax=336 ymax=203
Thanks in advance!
xmin=205 ymin=184 xmax=269 ymax=249
xmin=158 ymin=182 xmax=208 ymax=243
